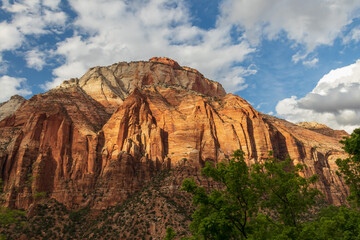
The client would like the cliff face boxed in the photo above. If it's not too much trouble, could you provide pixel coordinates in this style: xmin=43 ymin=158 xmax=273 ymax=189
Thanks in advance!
xmin=0 ymin=95 xmax=25 ymax=121
xmin=0 ymin=58 xmax=349 ymax=210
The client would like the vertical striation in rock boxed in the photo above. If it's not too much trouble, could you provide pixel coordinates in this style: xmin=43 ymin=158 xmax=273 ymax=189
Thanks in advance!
xmin=0 ymin=58 xmax=349 ymax=209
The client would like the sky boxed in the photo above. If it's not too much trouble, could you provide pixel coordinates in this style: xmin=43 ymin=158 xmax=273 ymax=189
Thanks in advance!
xmin=1 ymin=0 xmax=360 ymax=133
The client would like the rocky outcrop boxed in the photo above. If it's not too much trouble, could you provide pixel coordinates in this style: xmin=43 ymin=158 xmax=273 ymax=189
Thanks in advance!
xmin=296 ymin=121 xmax=349 ymax=139
xmin=0 ymin=95 xmax=25 ymax=121
xmin=0 ymin=58 xmax=349 ymax=210
xmin=57 ymin=57 xmax=226 ymax=113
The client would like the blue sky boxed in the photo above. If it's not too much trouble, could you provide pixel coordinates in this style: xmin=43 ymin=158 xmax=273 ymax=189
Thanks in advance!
xmin=1 ymin=0 xmax=360 ymax=132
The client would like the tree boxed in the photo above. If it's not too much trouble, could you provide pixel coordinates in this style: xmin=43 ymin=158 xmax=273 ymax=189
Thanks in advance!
xmin=0 ymin=207 xmax=23 ymax=226
xmin=0 ymin=179 xmax=25 ymax=240
xmin=182 ymin=150 xmax=261 ymax=239
xmin=298 ymin=205 xmax=360 ymax=240
xmin=182 ymin=150 xmax=321 ymax=239
xmin=164 ymin=227 xmax=177 ymax=240
xmin=336 ymin=128 xmax=360 ymax=207
xmin=252 ymin=155 xmax=320 ymax=228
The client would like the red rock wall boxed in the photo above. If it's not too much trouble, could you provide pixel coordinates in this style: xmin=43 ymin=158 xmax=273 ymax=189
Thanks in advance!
xmin=0 ymin=60 xmax=349 ymax=209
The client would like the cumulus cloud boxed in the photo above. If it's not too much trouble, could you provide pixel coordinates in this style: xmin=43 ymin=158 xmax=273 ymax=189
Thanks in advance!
xmin=0 ymin=75 xmax=31 ymax=102
xmin=2 ymin=0 xmax=360 ymax=99
xmin=0 ymin=0 xmax=66 ymax=51
xmin=25 ymin=49 xmax=46 ymax=71
xmin=0 ymin=0 xmax=67 ymax=95
xmin=43 ymin=0 xmax=255 ymax=92
xmin=0 ymin=21 xmax=23 ymax=51
xmin=220 ymin=0 xmax=360 ymax=64
xmin=276 ymin=60 xmax=360 ymax=133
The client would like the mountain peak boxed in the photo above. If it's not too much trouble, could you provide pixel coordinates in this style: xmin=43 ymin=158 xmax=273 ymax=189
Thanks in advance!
xmin=57 ymin=58 xmax=226 ymax=112
xmin=0 ymin=58 xmax=349 ymax=238
xmin=297 ymin=121 xmax=328 ymax=129
xmin=0 ymin=94 xmax=26 ymax=121
xmin=10 ymin=95 xmax=25 ymax=101
xmin=149 ymin=57 xmax=181 ymax=69
xmin=297 ymin=121 xmax=348 ymax=139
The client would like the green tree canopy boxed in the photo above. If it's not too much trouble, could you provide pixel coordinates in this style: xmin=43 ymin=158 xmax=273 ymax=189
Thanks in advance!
xmin=182 ymin=151 xmax=321 ymax=239
xmin=336 ymin=128 xmax=360 ymax=207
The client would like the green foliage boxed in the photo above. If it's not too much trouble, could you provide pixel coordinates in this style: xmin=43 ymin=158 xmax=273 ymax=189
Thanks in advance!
xmin=0 ymin=207 xmax=24 ymax=225
xmin=0 ymin=179 xmax=24 ymax=226
xmin=164 ymin=227 xmax=177 ymax=240
xmin=251 ymin=154 xmax=321 ymax=228
xmin=182 ymin=150 xmax=321 ymax=239
xmin=336 ymin=128 xmax=360 ymax=207
xmin=298 ymin=206 xmax=360 ymax=240
xmin=182 ymin=150 xmax=260 ymax=239
xmin=0 ymin=179 xmax=25 ymax=240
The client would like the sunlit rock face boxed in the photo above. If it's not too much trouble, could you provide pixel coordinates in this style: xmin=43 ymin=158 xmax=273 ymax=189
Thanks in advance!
xmin=0 ymin=95 xmax=26 ymax=121
xmin=0 ymin=58 xmax=348 ymax=210
xmin=296 ymin=121 xmax=348 ymax=139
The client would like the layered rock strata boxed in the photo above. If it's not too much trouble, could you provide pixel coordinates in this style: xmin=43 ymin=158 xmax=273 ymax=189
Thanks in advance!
xmin=296 ymin=121 xmax=348 ymax=139
xmin=0 ymin=58 xmax=349 ymax=209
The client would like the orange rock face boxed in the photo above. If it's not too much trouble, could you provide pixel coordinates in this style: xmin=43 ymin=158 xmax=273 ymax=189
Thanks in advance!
xmin=149 ymin=57 xmax=182 ymax=69
xmin=0 ymin=58 xmax=349 ymax=210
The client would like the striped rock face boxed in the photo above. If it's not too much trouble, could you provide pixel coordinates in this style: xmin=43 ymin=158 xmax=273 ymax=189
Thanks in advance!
xmin=0 ymin=58 xmax=348 ymax=210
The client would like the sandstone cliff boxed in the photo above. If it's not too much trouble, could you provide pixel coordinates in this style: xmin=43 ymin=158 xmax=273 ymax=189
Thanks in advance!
xmin=296 ymin=121 xmax=349 ymax=139
xmin=0 ymin=95 xmax=25 ymax=121
xmin=0 ymin=57 xmax=349 ymax=211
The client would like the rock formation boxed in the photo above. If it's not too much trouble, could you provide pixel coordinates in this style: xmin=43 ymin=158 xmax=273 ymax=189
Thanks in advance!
xmin=0 ymin=95 xmax=25 ymax=121
xmin=0 ymin=57 xmax=349 ymax=210
xmin=296 ymin=121 xmax=349 ymax=139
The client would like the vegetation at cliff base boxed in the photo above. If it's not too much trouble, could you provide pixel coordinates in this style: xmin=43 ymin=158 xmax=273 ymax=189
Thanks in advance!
xmin=1 ymin=129 xmax=360 ymax=239
xmin=181 ymin=128 xmax=360 ymax=239
xmin=182 ymin=150 xmax=321 ymax=239
xmin=336 ymin=128 xmax=360 ymax=207
xmin=0 ymin=180 xmax=25 ymax=240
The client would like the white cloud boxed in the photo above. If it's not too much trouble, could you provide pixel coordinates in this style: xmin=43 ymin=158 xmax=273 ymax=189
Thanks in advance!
xmin=42 ymin=0 xmax=62 ymax=10
xmin=313 ymin=60 xmax=360 ymax=95
xmin=220 ymin=0 xmax=360 ymax=63
xmin=0 ymin=0 xmax=67 ymax=93
xmin=0 ymin=0 xmax=66 ymax=51
xmin=302 ymin=58 xmax=319 ymax=67
xmin=350 ymin=27 xmax=360 ymax=42
xmin=42 ymin=60 xmax=88 ymax=90
xmin=0 ymin=55 xmax=9 ymax=74
xmin=344 ymin=26 xmax=360 ymax=43
xmin=276 ymin=60 xmax=360 ymax=133
xmin=0 ymin=21 xmax=23 ymax=51
xmin=3 ymin=0 xmax=360 ymax=98
xmin=291 ymin=52 xmax=308 ymax=64
xmin=44 ymin=0 xmax=255 ymax=92
xmin=0 ymin=75 xmax=31 ymax=102
xmin=25 ymin=49 xmax=46 ymax=71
